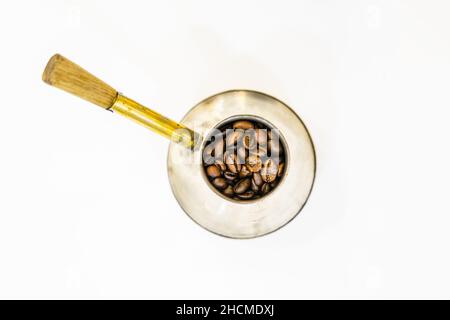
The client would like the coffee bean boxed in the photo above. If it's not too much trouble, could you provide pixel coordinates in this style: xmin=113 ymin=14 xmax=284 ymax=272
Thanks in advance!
xmin=252 ymin=172 xmax=263 ymax=186
xmin=212 ymin=177 xmax=228 ymax=190
xmin=239 ymin=165 xmax=252 ymax=178
xmin=223 ymin=185 xmax=234 ymax=196
xmin=243 ymin=132 xmax=257 ymax=150
xmin=203 ymin=119 xmax=286 ymax=201
xmin=224 ymin=151 xmax=241 ymax=173
xmin=206 ymin=165 xmax=221 ymax=179
xmin=233 ymin=120 xmax=254 ymax=130
xmin=215 ymin=159 xmax=227 ymax=172
xmin=251 ymin=179 xmax=260 ymax=192
xmin=227 ymin=160 xmax=241 ymax=173
xmin=237 ymin=190 xmax=254 ymax=200
xmin=261 ymin=159 xmax=278 ymax=183
xmin=233 ymin=178 xmax=251 ymax=194
xmin=224 ymin=171 xmax=237 ymax=181
xmin=261 ymin=183 xmax=271 ymax=194
xmin=226 ymin=163 xmax=237 ymax=174
xmin=246 ymin=155 xmax=262 ymax=172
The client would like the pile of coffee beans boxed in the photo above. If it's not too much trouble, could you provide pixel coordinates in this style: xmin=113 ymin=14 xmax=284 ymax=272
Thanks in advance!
xmin=202 ymin=119 xmax=286 ymax=201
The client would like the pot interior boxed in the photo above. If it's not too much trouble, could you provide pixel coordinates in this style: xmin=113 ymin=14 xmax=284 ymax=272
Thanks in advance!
xmin=200 ymin=114 xmax=289 ymax=203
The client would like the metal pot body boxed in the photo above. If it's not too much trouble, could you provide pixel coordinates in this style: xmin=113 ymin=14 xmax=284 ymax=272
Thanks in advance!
xmin=167 ymin=90 xmax=316 ymax=238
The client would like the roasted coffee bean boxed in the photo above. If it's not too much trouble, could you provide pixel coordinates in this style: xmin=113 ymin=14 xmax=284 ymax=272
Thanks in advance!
xmin=206 ymin=165 xmax=221 ymax=178
xmin=233 ymin=178 xmax=251 ymax=194
xmin=251 ymin=179 xmax=260 ymax=192
xmin=261 ymin=183 xmax=271 ymax=194
xmin=215 ymin=159 xmax=227 ymax=172
xmin=212 ymin=177 xmax=228 ymax=190
xmin=224 ymin=151 xmax=241 ymax=173
xmin=223 ymin=185 xmax=234 ymax=196
xmin=261 ymin=159 xmax=278 ymax=183
xmin=203 ymin=118 xmax=286 ymax=200
xmin=246 ymin=155 xmax=262 ymax=172
xmin=252 ymin=172 xmax=263 ymax=186
xmin=237 ymin=190 xmax=254 ymax=200
xmin=224 ymin=171 xmax=237 ymax=181
xmin=239 ymin=165 xmax=252 ymax=178
xmin=227 ymin=159 xmax=241 ymax=173
xmin=227 ymin=163 xmax=237 ymax=174
xmin=243 ymin=132 xmax=257 ymax=150
xmin=233 ymin=120 xmax=254 ymax=130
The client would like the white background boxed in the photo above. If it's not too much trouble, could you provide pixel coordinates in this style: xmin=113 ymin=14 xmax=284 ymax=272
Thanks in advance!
xmin=0 ymin=0 xmax=449 ymax=299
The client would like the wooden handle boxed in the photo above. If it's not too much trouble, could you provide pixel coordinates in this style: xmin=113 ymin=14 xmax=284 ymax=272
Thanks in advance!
xmin=42 ymin=54 xmax=118 ymax=109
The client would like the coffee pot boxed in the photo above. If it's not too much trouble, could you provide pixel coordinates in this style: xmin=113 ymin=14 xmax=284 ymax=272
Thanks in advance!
xmin=42 ymin=54 xmax=315 ymax=238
